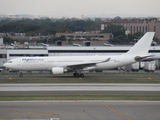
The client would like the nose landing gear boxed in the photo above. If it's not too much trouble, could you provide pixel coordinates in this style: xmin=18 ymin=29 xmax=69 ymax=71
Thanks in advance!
xmin=19 ymin=72 xmax=23 ymax=77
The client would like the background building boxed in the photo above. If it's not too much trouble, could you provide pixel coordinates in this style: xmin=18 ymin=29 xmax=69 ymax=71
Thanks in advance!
xmin=101 ymin=19 xmax=160 ymax=41
xmin=0 ymin=36 xmax=3 ymax=46
xmin=56 ymin=32 xmax=110 ymax=41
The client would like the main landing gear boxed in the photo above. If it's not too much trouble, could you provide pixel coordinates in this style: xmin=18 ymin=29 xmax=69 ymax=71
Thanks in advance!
xmin=73 ymin=72 xmax=84 ymax=77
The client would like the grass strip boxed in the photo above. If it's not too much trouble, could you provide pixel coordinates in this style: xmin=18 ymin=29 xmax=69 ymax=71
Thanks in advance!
xmin=0 ymin=95 xmax=160 ymax=101
xmin=1 ymin=73 xmax=160 ymax=83
xmin=0 ymin=78 xmax=160 ymax=83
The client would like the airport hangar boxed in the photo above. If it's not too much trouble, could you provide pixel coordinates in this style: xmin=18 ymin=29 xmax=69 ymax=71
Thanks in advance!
xmin=1 ymin=45 xmax=160 ymax=70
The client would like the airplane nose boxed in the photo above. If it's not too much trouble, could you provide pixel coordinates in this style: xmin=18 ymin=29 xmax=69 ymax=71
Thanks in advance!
xmin=3 ymin=63 xmax=5 ymax=67
xmin=3 ymin=63 xmax=7 ymax=68
xmin=3 ymin=63 xmax=6 ymax=68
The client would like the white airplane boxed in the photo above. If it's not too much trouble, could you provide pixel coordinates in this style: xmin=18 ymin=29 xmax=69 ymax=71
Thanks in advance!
xmin=73 ymin=43 xmax=81 ymax=46
xmin=41 ymin=43 xmax=49 ymax=46
xmin=3 ymin=32 xmax=155 ymax=77
xmin=103 ymin=43 xmax=114 ymax=46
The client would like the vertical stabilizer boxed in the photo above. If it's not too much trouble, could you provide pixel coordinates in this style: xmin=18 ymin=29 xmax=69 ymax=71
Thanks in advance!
xmin=125 ymin=32 xmax=155 ymax=55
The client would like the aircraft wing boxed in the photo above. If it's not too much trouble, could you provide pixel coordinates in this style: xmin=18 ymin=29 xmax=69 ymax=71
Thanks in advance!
xmin=66 ymin=58 xmax=110 ymax=70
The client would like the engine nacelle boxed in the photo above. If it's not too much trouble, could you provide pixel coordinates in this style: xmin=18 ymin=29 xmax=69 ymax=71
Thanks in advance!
xmin=52 ymin=67 xmax=64 ymax=74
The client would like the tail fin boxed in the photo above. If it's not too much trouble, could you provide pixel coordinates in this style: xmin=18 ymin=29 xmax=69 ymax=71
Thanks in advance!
xmin=125 ymin=32 xmax=155 ymax=55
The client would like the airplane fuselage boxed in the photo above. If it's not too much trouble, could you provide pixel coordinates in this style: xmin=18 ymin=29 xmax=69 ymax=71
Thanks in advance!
xmin=5 ymin=55 xmax=135 ymax=71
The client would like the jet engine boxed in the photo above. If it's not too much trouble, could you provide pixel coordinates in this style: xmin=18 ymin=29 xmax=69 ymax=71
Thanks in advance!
xmin=51 ymin=67 xmax=65 ymax=74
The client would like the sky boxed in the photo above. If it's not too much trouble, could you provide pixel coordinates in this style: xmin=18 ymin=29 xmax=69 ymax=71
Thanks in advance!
xmin=0 ymin=0 xmax=160 ymax=18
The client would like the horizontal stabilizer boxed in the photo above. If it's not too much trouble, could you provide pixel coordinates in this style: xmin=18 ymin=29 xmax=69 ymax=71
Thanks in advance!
xmin=134 ymin=55 xmax=154 ymax=61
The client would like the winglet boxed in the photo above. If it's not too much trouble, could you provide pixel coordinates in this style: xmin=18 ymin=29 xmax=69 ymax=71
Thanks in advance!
xmin=102 ymin=58 xmax=110 ymax=63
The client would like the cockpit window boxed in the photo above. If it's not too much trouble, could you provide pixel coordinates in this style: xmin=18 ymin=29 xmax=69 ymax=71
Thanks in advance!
xmin=8 ymin=61 xmax=12 ymax=63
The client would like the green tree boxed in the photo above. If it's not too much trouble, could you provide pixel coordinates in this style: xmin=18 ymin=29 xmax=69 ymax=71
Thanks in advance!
xmin=0 ymin=18 xmax=100 ymax=34
xmin=3 ymin=37 xmax=12 ymax=44
xmin=102 ymin=25 xmax=126 ymax=44
xmin=102 ymin=25 xmax=125 ymax=37
xmin=102 ymin=25 xmax=147 ymax=44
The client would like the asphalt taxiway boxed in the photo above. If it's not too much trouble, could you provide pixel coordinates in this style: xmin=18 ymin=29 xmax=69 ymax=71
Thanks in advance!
xmin=0 ymin=101 xmax=160 ymax=120
xmin=0 ymin=73 xmax=160 ymax=120
xmin=0 ymin=83 xmax=160 ymax=95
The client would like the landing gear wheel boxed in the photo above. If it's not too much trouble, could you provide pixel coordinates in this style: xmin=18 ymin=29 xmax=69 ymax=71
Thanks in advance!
xmin=73 ymin=73 xmax=84 ymax=77
xmin=19 ymin=73 xmax=23 ymax=77
xmin=73 ymin=73 xmax=79 ymax=77
xmin=80 ymin=73 xmax=84 ymax=77
xmin=73 ymin=73 xmax=76 ymax=77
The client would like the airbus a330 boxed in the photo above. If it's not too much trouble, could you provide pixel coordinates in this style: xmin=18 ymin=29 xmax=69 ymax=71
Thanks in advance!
xmin=3 ymin=32 xmax=155 ymax=77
